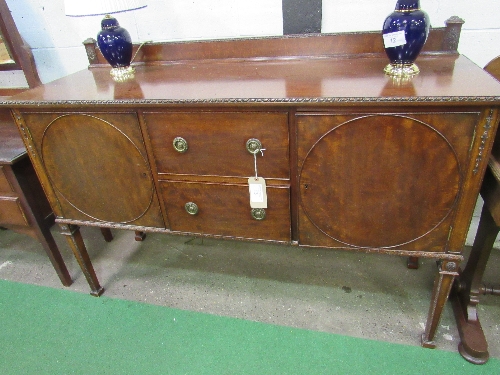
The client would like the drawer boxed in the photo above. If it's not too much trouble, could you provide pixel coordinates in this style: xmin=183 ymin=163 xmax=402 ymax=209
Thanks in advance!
xmin=144 ymin=112 xmax=289 ymax=179
xmin=0 ymin=166 xmax=14 ymax=194
xmin=160 ymin=181 xmax=291 ymax=242
xmin=0 ymin=196 xmax=29 ymax=226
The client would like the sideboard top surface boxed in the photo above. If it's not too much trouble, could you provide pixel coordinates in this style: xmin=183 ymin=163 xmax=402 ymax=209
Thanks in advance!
xmin=3 ymin=54 xmax=500 ymax=107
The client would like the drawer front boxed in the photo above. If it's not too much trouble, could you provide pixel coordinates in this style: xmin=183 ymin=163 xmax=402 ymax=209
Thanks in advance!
xmin=144 ymin=112 xmax=289 ymax=179
xmin=0 ymin=197 xmax=29 ymax=226
xmin=160 ymin=181 xmax=291 ymax=242
xmin=0 ymin=166 xmax=14 ymax=194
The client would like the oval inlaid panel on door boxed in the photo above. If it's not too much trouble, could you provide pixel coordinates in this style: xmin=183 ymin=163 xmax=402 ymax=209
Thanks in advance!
xmin=41 ymin=114 xmax=155 ymax=223
xmin=299 ymin=115 xmax=461 ymax=248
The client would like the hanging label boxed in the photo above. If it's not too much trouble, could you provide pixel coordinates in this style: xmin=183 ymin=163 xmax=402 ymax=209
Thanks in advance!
xmin=383 ymin=30 xmax=407 ymax=48
xmin=248 ymin=177 xmax=267 ymax=208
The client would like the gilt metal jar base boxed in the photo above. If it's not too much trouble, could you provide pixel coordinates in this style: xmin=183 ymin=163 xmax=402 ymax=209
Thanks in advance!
xmin=110 ymin=66 xmax=136 ymax=82
xmin=384 ymin=63 xmax=420 ymax=77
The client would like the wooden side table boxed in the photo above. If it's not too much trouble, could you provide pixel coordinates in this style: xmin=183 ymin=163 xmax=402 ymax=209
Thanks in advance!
xmin=0 ymin=109 xmax=71 ymax=286
xmin=451 ymin=162 xmax=500 ymax=364
xmin=450 ymin=56 xmax=500 ymax=364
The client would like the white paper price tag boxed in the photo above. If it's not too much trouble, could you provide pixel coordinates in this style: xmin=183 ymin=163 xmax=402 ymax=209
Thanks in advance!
xmin=383 ymin=30 xmax=407 ymax=48
xmin=248 ymin=177 xmax=267 ymax=208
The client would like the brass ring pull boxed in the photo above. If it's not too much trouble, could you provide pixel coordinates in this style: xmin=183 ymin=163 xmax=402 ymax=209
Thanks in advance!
xmin=185 ymin=202 xmax=199 ymax=215
xmin=251 ymin=208 xmax=266 ymax=220
xmin=246 ymin=138 xmax=262 ymax=154
xmin=173 ymin=137 xmax=188 ymax=153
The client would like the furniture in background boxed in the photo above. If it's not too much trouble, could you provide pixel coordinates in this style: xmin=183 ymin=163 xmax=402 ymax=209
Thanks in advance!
xmin=0 ymin=110 xmax=71 ymax=286
xmin=451 ymin=56 xmax=500 ymax=364
xmin=0 ymin=0 xmax=71 ymax=286
xmin=3 ymin=17 xmax=500 ymax=350
xmin=0 ymin=0 xmax=40 ymax=94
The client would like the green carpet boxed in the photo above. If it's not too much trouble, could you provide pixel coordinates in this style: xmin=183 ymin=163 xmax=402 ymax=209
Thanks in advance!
xmin=0 ymin=279 xmax=498 ymax=374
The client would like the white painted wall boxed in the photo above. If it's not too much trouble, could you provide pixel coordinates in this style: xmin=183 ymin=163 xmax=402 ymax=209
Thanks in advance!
xmin=4 ymin=0 xmax=500 ymax=246
xmin=5 ymin=0 xmax=500 ymax=84
xmin=6 ymin=0 xmax=284 ymax=83
xmin=323 ymin=0 xmax=500 ymax=68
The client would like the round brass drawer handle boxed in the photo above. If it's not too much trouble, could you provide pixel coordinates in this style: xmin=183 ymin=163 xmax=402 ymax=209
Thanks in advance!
xmin=173 ymin=137 xmax=188 ymax=153
xmin=185 ymin=202 xmax=199 ymax=215
xmin=251 ymin=208 xmax=266 ymax=220
xmin=246 ymin=138 xmax=262 ymax=154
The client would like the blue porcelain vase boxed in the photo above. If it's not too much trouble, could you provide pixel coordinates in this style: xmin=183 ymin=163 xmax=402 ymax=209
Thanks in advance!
xmin=382 ymin=0 xmax=430 ymax=77
xmin=97 ymin=16 xmax=135 ymax=81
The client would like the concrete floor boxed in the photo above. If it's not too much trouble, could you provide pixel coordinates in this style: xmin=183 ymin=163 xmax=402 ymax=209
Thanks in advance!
xmin=0 ymin=224 xmax=499 ymax=361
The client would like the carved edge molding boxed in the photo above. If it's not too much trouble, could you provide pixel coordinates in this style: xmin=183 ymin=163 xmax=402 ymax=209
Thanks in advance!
xmin=2 ymin=96 xmax=500 ymax=107
xmin=473 ymin=110 xmax=494 ymax=175
xmin=53 ymin=217 xmax=465 ymax=261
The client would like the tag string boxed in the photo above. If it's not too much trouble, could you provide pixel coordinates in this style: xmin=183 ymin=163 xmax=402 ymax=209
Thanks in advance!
xmin=253 ymin=149 xmax=265 ymax=179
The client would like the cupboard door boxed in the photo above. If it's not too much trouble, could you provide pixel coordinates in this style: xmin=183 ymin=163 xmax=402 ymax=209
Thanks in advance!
xmin=297 ymin=112 xmax=479 ymax=251
xmin=20 ymin=112 xmax=164 ymax=228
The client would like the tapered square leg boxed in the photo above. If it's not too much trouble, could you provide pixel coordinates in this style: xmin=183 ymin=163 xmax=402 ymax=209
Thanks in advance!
xmin=135 ymin=231 xmax=146 ymax=241
xmin=100 ymin=227 xmax=114 ymax=242
xmin=421 ymin=260 xmax=458 ymax=348
xmin=60 ymin=224 xmax=104 ymax=296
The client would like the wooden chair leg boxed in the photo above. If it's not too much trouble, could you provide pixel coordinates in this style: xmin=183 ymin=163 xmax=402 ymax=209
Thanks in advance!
xmin=34 ymin=220 xmax=72 ymax=286
xmin=450 ymin=205 xmax=498 ymax=364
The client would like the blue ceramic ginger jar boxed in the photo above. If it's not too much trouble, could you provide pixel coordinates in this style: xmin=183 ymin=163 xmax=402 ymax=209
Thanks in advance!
xmin=382 ymin=0 xmax=430 ymax=77
xmin=97 ymin=16 xmax=133 ymax=68
xmin=97 ymin=15 xmax=135 ymax=81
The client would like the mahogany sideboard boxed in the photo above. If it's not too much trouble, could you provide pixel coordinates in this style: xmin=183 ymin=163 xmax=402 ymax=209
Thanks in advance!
xmin=3 ymin=20 xmax=500 ymax=349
